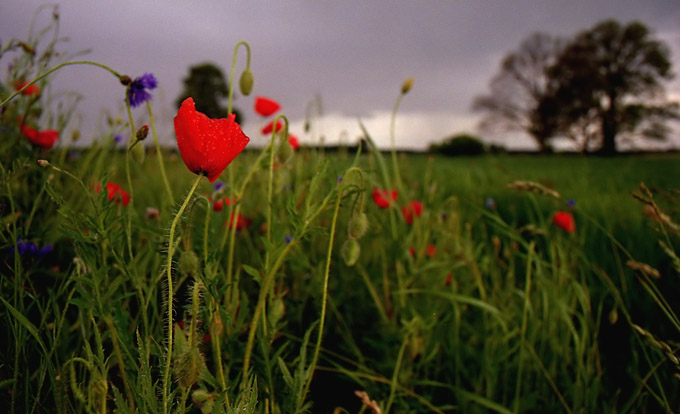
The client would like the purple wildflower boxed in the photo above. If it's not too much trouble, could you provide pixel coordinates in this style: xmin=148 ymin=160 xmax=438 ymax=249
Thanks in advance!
xmin=38 ymin=244 xmax=53 ymax=258
xmin=485 ymin=197 xmax=497 ymax=210
xmin=567 ymin=199 xmax=575 ymax=207
xmin=284 ymin=236 xmax=293 ymax=244
xmin=114 ymin=134 xmax=123 ymax=144
xmin=213 ymin=181 xmax=226 ymax=192
xmin=127 ymin=73 xmax=157 ymax=108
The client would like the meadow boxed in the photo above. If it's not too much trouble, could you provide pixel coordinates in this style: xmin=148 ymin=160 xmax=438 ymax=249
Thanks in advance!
xmin=1 ymin=28 xmax=679 ymax=414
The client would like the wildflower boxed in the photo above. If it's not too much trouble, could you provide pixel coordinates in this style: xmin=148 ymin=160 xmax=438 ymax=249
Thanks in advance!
xmin=15 ymin=81 xmax=40 ymax=96
xmin=552 ymin=211 xmax=575 ymax=233
xmin=127 ymin=73 xmax=157 ymax=107
xmin=20 ymin=125 xmax=58 ymax=149
xmin=285 ymin=235 xmax=293 ymax=244
xmin=444 ymin=272 xmax=453 ymax=286
xmin=104 ymin=182 xmax=131 ymax=206
xmin=288 ymin=134 xmax=299 ymax=150
xmin=402 ymin=201 xmax=423 ymax=224
xmin=485 ymin=197 xmax=496 ymax=210
xmin=261 ymin=119 xmax=283 ymax=135
xmin=426 ymin=244 xmax=436 ymax=257
xmin=372 ymin=188 xmax=398 ymax=208
xmin=213 ymin=181 xmax=226 ymax=192
xmin=254 ymin=96 xmax=280 ymax=117
xmin=174 ymin=97 xmax=250 ymax=183
xmin=145 ymin=207 xmax=160 ymax=220
xmin=114 ymin=134 xmax=123 ymax=144
xmin=10 ymin=238 xmax=51 ymax=258
xmin=226 ymin=212 xmax=250 ymax=231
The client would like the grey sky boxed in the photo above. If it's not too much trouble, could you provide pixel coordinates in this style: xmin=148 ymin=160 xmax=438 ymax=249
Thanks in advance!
xmin=2 ymin=1 xmax=679 ymax=150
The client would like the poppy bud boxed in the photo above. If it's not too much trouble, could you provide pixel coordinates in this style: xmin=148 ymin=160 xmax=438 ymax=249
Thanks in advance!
xmin=239 ymin=69 xmax=254 ymax=96
xmin=174 ymin=346 xmax=205 ymax=388
xmin=178 ymin=249 xmax=200 ymax=277
xmin=136 ymin=124 xmax=149 ymax=141
xmin=348 ymin=212 xmax=369 ymax=239
xmin=37 ymin=159 xmax=49 ymax=168
xmin=72 ymin=130 xmax=81 ymax=142
xmin=268 ymin=296 xmax=285 ymax=328
xmin=341 ymin=239 xmax=361 ymax=267
xmin=304 ymin=121 xmax=310 ymax=133
xmin=277 ymin=135 xmax=293 ymax=162
xmin=192 ymin=390 xmax=212 ymax=404
xmin=401 ymin=77 xmax=414 ymax=94
xmin=131 ymin=141 xmax=145 ymax=164
xmin=119 ymin=75 xmax=132 ymax=86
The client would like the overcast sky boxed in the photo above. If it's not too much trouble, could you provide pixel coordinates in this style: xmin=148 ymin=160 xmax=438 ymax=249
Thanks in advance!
xmin=2 ymin=1 xmax=679 ymax=150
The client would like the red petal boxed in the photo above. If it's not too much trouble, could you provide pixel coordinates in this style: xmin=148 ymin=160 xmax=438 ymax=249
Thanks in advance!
xmin=254 ymin=96 xmax=281 ymax=117
xmin=174 ymin=98 xmax=250 ymax=183
xmin=261 ymin=120 xmax=283 ymax=135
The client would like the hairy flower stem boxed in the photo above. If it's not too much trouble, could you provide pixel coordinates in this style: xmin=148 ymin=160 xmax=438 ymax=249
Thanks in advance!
xmin=302 ymin=180 xmax=344 ymax=402
xmin=146 ymin=101 xmax=174 ymax=204
xmin=163 ymin=174 xmax=203 ymax=414
xmin=227 ymin=41 xmax=251 ymax=115
xmin=124 ymin=95 xmax=136 ymax=260
xmin=0 ymin=60 xmax=122 ymax=108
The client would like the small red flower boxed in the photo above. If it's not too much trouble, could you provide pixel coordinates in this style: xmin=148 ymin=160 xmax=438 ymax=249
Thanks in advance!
xmin=553 ymin=211 xmax=575 ymax=233
xmin=402 ymin=201 xmax=423 ymax=224
xmin=261 ymin=120 xmax=284 ymax=135
xmin=288 ymin=134 xmax=299 ymax=150
xmin=426 ymin=244 xmax=436 ymax=257
xmin=444 ymin=272 xmax=453 ymax=286
xmin=372 ymin=188 xmax=398 ymax=208
xmin=98 ymin=182 xmax=130 ymax=206
xmin=20 ymin=125 xmax=58 ymax=149
xmin=226 ymin=212 xmax=251 ymax=231
xmin=15 ymin=81 xmax=40 ymax=96
xmin=254 ymin=96 xmax=281 ymax=117
xmin=174 ymin=98 xmax=250 ymax=183
xmin=213 ymin=199 xmax=224 ymax=212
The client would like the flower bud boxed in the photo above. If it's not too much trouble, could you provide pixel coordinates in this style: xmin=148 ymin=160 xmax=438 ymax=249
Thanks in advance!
xmin=348 ymin=212 xmax=369 ymax=239
xmin=136 ymin=124 xmax=149 ymax=141
xmin=174 ymin=346 xmax=205 ymax=388
xmin=131 ymin=141 xmax=145 ymax=164
xmin=119 ymin=75 xmax=132 ymax=86
xmin=401 ymin=77 xmax=414 ymax=94
xmin=341 ymin=239 xmax=361 ymax=267
xmin=178 ymin=249 xmax=200 ymax=277
xmin=72 ymin=130 xmax=81 ymax=142
xmin=239 ymin=69 xmax=254 ymax=96
xmin=37 ymin=159 xmax=49 ymax=168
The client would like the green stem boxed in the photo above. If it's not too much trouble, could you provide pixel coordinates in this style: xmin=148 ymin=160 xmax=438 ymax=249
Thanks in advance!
xmin=302 ymin=181 xmax=343 ymax=401
xmin=124 ymin=94 xmax=136 ymax=260
xmin=389 ymin=92 xmax=405 ymax=194
xmin=514 ymin=242 xmax=535 ymax=414
xmin=227 ymin=41 xmax=251 ymax=115
xmin=146 ymin=101 xmax=174 ymax=204
xmin=163 ymin=174 xmax=203 ymax=414
xmin=1 ymin=60 xmax=122 ymax=108
xmin=385 ymin=336 xmax=409 ymax=414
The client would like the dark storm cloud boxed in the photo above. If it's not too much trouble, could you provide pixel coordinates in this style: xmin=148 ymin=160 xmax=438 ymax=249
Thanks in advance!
xmin=1 ymin=0 xmax=678 ymax=149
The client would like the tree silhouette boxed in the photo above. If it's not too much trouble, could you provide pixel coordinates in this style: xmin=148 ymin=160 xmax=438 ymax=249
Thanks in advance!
xmin=176 ymin=62 xmax=243 ymax=124
xmin=548 ymin=20 xmax=678 ymax=154
xmin=472 ymin=33 xmax=564 ymax=152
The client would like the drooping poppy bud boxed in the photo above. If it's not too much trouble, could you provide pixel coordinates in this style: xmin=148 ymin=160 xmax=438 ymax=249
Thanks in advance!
xmin=372 ymin=188 xmax=398 ymax=209
xmin=174 ymin=98 xmax=250 ymax=183
xmin=552 ymin=211 xmax=575 ymax=233
xmin=341 ymin=239 xmax=361 ymax=267
xmin=239 ymin=69 xmax=254 ymax=96
xmin=254 ymin=96 xmax=280 ymax=117
xmin=348 ymin=212 xmax=369 ymax=239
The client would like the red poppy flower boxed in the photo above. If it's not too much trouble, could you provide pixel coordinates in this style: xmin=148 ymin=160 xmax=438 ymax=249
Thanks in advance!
xmin=213 ymin=197 xmax=237 ymax=212
xmin=444 ymin=272 xmax=453 ymax=286
xmin=254 ymin=96 xmax=281 ymax=117
xmin=15 ymin=81 xmax=40 ymax=96
xmin=226 ymin=212 xmax=251 ymax=230
xmin=402 ymin=201 xmax=423 ymax=224
xmin=174 ymin=97 xmax=250 ymax=183
xmin=372 ymin=188 xmax=398 ymax=208
xmin=106 ymin=182 xmax=131 ymax=206
xmin=553 ymin=211 xmax=575 ymax=233
xmin=20 ymin=125 xmax=58 ymax=149
xmin=288 ymin=134 xmax=299 ymax=150
xmin=261 ymin=120 xmax=284 ymax=135
xmin=426 ymin=244 xmax=436 ymax=257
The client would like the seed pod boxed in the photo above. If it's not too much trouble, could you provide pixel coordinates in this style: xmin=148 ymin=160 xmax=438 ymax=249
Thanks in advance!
xmin=341 ymin=239 xmax=361 ymax=267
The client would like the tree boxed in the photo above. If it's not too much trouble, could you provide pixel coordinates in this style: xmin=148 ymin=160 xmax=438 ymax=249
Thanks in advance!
xmin=472 ymin=33 xmax=564 ymax=152
xmin=175 ymin=62 xmax=243 ymax=123
xmin=547 ymin=20 xmax=678 ymax=154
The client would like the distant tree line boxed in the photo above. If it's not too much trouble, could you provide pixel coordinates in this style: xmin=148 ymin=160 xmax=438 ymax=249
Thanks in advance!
xmin=472 ymin=19 xmax=678 ymax=154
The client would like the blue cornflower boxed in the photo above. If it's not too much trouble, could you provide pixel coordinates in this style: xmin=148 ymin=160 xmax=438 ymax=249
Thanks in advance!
xmin=10 ymin=238 xmax=44 ymax=257
xmin=213 ymin=181 xmax=226 ymax=192
xmin=567 ymin=199 xmax=576 ymax=207
xmin=284 ymin=236 xmax=293 ymax=244
xmin=114 ymin=134 xmax=123 ymax=144
xmin=127 ymin=73 xmax=157 ymax=107
xmin=485 ymin=197 xmax=497 ymax=210
xmin=38 ymin=244 xmax=53 ymax=258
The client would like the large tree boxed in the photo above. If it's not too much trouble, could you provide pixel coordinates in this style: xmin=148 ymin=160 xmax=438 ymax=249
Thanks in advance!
xmin=547 ymin=20 xmax=678 ymax=154
xmin=176 ymin=62 xmax=243 ymax=123
xmin=472 ymin=33 xmax=564 ymax=152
